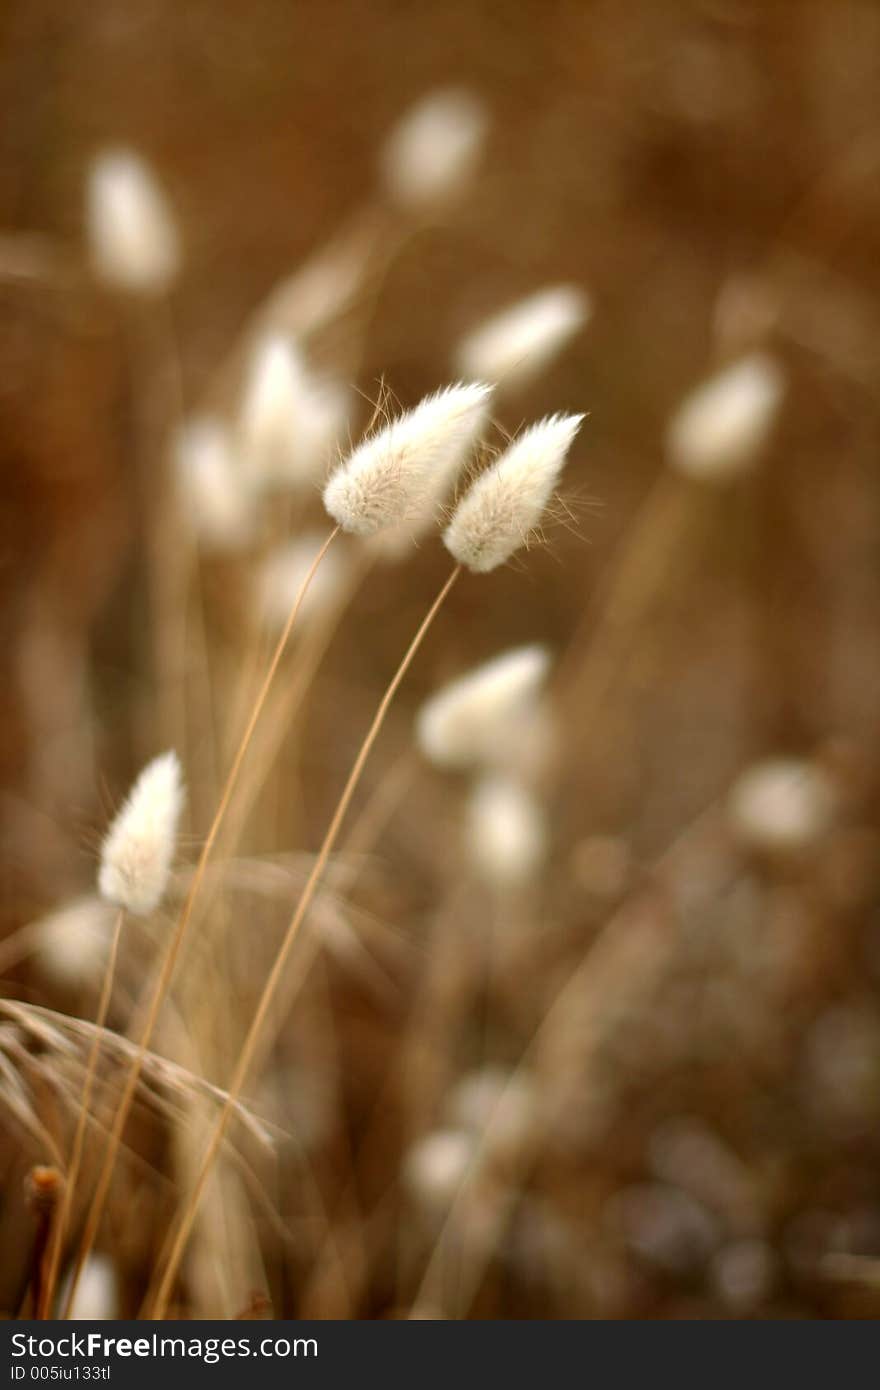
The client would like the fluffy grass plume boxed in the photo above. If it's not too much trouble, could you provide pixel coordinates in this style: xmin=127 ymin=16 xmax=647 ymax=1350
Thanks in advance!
xmin=323 ymin=382 xmax=492 ymax=535
xmin=455 ymin=284 xmax=590 ymax=389
xmin=86 ymin=147 xmax=180 ymax=293
xmin=416 ymin=643 xmax=549 ymax=769
xmin=98 ymin=751 xmax=185 ymax=916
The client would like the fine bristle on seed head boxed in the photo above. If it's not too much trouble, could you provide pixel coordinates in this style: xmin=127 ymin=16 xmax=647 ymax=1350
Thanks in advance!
xmin=455 ymin=284 xmax=590 ymax=390
xmin=63 ymin=1253 xmax=119 ymax=1320
xmin=239 ymin=334 xmax=346 ymax=492
xmin=323 ymin=381 xmax=492 ymax=536
xmin=35 ymin=896 xmax=116 ymax=989
xmin=466 ymin=773 xmax=547 ymax=887
xmin=86 ymin=148 xmax=180 ymax=294
xmin=443 ymin=411 xmax=583 ymax=572
xmin=98 ymin=751 xmax=185 ymax=916
xmin=175 ymin=416 xmax=254 ymax=552
xmin=416 ymin=643 xmax=550 ymax=770
xmin=666 ymin=353 xmax=785 ymax=482
xmin=727 ymin=757 xmax=835 ymax=854
xmin=380 ymin=88 xmax=488 ymax=208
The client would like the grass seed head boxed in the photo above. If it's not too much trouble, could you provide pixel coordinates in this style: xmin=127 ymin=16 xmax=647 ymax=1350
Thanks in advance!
xmin=98 ymin=751 xmax=185 ymax=916
xmin=86 ymin=148 xmax=180 ymax=293
xmin=455 ymin=284 xmax=590 ymax=390
xmin=35 ymin=896 xmax=116 ymax=989
xmin=323 ymin=381 xmax=492 ymax=536
xmin=444 ymin=412 xmax=584 ymax=572
xmin=63 ymin=1253 xmax=119 ymax=1320
xmin=380 ymin=88 xmax=488 ymax=207
xmin=239 ymin=334 xmax=347 ymax=492
xmin=403 ymin=1128 xmax=476 ymax=1209
xmin=416 ymin=643 xmax=550 ymax=770
xmin=466 ymin=773 xmax=547 ymax=887
xmin=666 ymin=353 xmax=785 ymax=482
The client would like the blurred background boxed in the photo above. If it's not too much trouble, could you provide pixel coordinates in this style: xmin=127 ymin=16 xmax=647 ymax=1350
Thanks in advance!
xmin=2 ymin=0 xmax=880 ymax=1319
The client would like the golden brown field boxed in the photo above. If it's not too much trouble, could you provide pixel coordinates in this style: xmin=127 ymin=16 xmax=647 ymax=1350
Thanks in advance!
xmin=2 ymin=0 xmax=880 ymax=1319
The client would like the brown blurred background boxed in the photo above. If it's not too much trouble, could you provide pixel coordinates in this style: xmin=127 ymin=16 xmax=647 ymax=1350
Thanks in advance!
xmin=2 ymin=0 xmax=880 ymax=1319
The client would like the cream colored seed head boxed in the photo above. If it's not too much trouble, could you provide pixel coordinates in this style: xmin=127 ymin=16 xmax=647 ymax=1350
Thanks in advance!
xmin=175 ymin=416 xmax=254 ymax=552
xmin=63 ymin=1254 xmax=119 ymax=1320
xmin=455 ymin=285 xmax=590 ymax=390
xmin=728 ymin=757 xmax=835 ymax=854
xmin=666 ymin=353 xmax=785 ymax=481
xmin=98 ymin=751 xmax=185 ymax=916
xmin=466 ymin=774 xmax=547 ymax=887
xmin=444 ymin=412 xmax=583 ymax=572
xmin=380 ymin=88 xmax=488 ymax=207
xmin=323 ymin=382 xmax=491 ymax=536
xmin=403 ymin=1129 xmax=476 ymax=1209
xmin=416 ymin=644 xmax=549 ymax=770
xmin=35 ymin=896 xmax=116 ymax=989
xmin=86 ymin=148 xmax=180 ymax=293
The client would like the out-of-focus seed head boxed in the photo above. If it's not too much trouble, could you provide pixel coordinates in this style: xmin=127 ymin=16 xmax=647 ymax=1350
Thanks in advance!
xmin=444 ymin=412 xmax=583 ymax=572
xmin=455 ymin=285 xmax=590 ymax=391
xmin=256 ymin=532 xmax=350 ymax=632
xmin=239 ymin=335 xmax=347 ymax=492
xmin=666 ymin=353 xmax=785 ymax=482
xmin=466 ymin=774 xmax=547 ymax=888
xmin=175 ymin=416 xmax=254 ymax=552
xmin=323 ymin=382 xmax=491 ymax=536
xmin=86 ymin=148 xmax=180 ymax=294
xmin=416 ymin=644 xmax=550 ymax=771
xmin=98 ymin=751 xmax=185 ymax=916
xmin=380 ymin=88 xmax=488 ymax=208
xmin=728 ymin=757 xmax=835 ymax=854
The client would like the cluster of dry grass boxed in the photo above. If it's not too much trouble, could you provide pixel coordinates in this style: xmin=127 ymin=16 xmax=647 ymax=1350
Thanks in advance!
xmin=2 ymin=0 xmax=880 ymax=1321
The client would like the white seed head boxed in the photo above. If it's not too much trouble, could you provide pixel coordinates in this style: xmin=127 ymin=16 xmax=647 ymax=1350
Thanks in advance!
xmin=403 ymin=1128 xmax=476 ymax=1208
xmin=380 ymin=88 xmax=488 ymax=208
xmin=256 ymin=532 xmax=350 ymax=632
xmin=446 ymin=1066 xmax=537 ymax=1158
xmin=323 ymin=382 xmax=492 ymax=536
xmin=444 ymin=412 xmax=583 ymax=572
xmin=62 ymin=1253 xmax=118 ymax=1320
xmin=666 ymin=353 xmax=785 ymax=481
xmin=728 ymin=757 xmax=835 ymax=854
xmin=239 ymin=335 xmax=346 ymax=492
xmin=86 ymin=148 xmax=180 ymax=293
xmin=98 ymin=751 xmax=184 ymax=916
xmin=416 ymin=644 xmax=550 ymax=770
xmin=466 ymin=774 xmax=547 ymax=888
xmin=455 ymin=285 xmax=590 ymax=390
xmin=175 ymin=416 xmax=254 ymax=551
xmin=35 ymin=896 xmax=116 ymax=989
